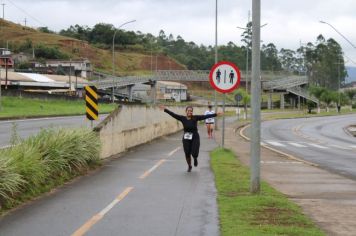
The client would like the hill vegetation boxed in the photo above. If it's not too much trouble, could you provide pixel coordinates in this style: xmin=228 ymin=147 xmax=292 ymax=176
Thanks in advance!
xmin=0 ymin=19 xmax=185 ymax=76
xmin=0 ymin=19 xmax=349 ymax=90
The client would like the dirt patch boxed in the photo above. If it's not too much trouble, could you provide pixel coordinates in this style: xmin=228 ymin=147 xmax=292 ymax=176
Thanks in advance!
xmin=252 ymin=207 xmax=301 ymax=226
xmin=139 ymin=54 xmax=186 ymax=71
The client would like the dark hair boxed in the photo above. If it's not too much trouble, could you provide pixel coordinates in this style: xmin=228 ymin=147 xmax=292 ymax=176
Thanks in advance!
xmin=186 ymin=106 xmax=193 ymax=111
xmin=208 ymin=105 xmax=212 ymax=109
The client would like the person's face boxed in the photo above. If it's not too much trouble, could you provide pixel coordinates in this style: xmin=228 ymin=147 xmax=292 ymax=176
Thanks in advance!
xmin=186 ymin=108 xmax=193 ymax=117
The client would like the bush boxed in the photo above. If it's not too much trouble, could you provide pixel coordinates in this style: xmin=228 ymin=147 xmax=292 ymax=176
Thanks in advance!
xmin=0 ymin=128 xmax=101 ymax=210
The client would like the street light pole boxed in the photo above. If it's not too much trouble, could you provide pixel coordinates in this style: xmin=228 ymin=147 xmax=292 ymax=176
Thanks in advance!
xmin=112 ymin=19 xmax=136 ymax=103
xmin=214 ymin=0 xmax=220 ymax=132
xmin=237 ymin=22 xmax=267 ymax=94
xmin=320 ymin=20 xmax=356 ymax=49
xmin=250 ymin=0 xmax=261 ymax=194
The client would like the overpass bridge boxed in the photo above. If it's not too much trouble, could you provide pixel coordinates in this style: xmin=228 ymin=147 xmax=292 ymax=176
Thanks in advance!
xmin=92 ymin=70 xmax=318 ymax=108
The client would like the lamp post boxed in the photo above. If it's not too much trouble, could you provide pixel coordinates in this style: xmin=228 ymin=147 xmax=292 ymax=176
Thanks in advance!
xmin=319 ymin=20 xmax=356 ymax=113
xmin=112 ymin=19 xmax=136 ymax=103
xmin=320 ymin=20 xmax=356 ymax=49
xmin=214 ymin=0 xmax=218 ymax=126
xmin=237 ymin=22 xmax=267 ymax=93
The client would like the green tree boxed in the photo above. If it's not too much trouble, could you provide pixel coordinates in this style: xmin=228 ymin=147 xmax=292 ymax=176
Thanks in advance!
xmin=320 ymin=90 xmax=337 ymax=112
xmin=304 ymin=35 xmax=346 ymax=90
xmin=261 ymin=43 xmax=281 ymax=71
xmin=345 ymin=89 xmax=356 ymax=107
xmin=279 ymin=48 xmax=296 ymax=72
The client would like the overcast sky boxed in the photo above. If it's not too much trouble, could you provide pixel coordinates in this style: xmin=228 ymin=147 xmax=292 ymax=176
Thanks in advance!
xmin=3 ymin=0 xmax=356 ymax=66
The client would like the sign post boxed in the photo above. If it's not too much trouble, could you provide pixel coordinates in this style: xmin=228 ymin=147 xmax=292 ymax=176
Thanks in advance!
xmin=84 ymin=86 xmax=99 ymax=128
xmin=209 ymin=61 xmax=241 ymax=147
xmin=235 ymin=94 xmax=243 ymax=121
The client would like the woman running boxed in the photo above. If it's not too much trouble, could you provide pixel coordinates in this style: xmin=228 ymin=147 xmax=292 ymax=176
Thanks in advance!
xmin=159 ymin=105 xmax=222 ymax=172
xmin=204 ymin=105 xmax=215 ymax=138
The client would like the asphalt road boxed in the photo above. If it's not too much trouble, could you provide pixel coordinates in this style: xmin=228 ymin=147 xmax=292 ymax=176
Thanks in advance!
xmin=0 ymin=115 xmax=106 ymax=148
xmin=260 ymin=114 xmax=356 ymax=179
xmin=0 ymin=127 xmax=219 ymax=236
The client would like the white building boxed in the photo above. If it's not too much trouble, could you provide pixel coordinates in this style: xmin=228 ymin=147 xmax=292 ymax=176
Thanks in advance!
xmin=34 ymin=59 xmax=92 ymax=78
xmin=127 ymin=81 xmax=188 ymax=102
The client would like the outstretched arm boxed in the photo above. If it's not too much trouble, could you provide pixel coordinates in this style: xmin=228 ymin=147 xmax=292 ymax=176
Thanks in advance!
xmin=159 ymin=105 xmax=184 ymax=121
xmin=195 ymin=111 xmax=223 ymax=121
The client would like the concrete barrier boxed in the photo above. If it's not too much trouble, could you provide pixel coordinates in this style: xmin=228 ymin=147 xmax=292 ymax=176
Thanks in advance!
xmin=94 ymin=105 xmax=211 ymax=159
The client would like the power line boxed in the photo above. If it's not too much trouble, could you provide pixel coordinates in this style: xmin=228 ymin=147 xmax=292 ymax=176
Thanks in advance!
xmin=6 ymin=0 xmax=45 ymax=27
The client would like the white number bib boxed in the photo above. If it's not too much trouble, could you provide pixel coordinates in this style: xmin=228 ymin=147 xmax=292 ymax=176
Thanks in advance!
xmin=183 ymin=132 xmax=193 ymax=140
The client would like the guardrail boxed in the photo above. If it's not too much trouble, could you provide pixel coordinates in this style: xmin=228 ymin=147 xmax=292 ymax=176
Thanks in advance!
xmin=262 ymin=76 xmax=308 ymax=90
xmin=287 ymin=86 xmax=319 ymax=103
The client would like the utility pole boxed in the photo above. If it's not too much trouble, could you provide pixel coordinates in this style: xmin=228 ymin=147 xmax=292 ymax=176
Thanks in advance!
xmin=338 ymin=56 xmax=341 ymax=113
xmin=24 ymin=18 xmax=27 ymax=27
xmin=214 ymin=0 xmax=219 ymax=130
xmin=0 ymin=67 xmax=2 ymax=111
xmin=1 ymin=3 xmax=4 ymax=19
xmin=246 ymin=10 xmax=250 ymax=93
xmin=69 ymin=58 xmax=72 ymax=91
xmin=250 ymin=0 xmax=261 ymax=194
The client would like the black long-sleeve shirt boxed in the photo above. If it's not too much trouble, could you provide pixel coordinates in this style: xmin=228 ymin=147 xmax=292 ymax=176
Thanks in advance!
xmin=164 ymin=108 xmax=217 ymax=133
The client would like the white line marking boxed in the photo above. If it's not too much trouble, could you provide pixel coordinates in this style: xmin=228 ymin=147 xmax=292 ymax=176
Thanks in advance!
xmin=261 ymin=161 xmax=302 ymax=164
xmin=308 ymin=143 xmax=329 ymax=149
xmin=350 ymin=145 xmax=356 ymax=149
xmin=329 ymin=145 xmax=352 ymax=150
xmin=140 ymin=159 xmax=166 ymax=179
xmin=266 ymin=141 xmax=286 ymax=147
xmin=168 ymin=147 xmax=181 ymax=156
xmin=71 ymin=187 xmax=133 ymax=236
xmin=288 ymin=142 xmax=307 ymax=147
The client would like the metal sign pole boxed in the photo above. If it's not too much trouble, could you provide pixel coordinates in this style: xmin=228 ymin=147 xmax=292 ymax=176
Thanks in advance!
xmin=237 ymin=100 xmax=240 ymax=121
xmin=221 ymin=93 xmax=226 ymax=148
xmin=0 ymin=68 xmax=2 ymax=111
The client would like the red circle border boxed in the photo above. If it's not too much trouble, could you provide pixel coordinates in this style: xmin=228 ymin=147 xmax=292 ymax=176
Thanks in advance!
xmin=209 ymin=61 xmax=241 ymax=93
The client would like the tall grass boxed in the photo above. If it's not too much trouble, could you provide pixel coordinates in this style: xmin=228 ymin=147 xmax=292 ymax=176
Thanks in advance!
xmin=0 ymin=128 xmax=101 ymax=211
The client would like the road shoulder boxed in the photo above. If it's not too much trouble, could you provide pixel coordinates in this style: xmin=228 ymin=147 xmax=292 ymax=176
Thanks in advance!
xmin=215 ymin=120 xmax=356 ymax=236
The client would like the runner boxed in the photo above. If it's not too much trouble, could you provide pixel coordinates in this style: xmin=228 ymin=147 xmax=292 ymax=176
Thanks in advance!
xmin=204 ymin=105 xmax=215 ymax=138
xmin=159 ymin=105 xmax=222 ymax=172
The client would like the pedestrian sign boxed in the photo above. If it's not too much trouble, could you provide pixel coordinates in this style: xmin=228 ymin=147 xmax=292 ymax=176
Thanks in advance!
xmin=209 ymin=61 xmax=241 ymax=93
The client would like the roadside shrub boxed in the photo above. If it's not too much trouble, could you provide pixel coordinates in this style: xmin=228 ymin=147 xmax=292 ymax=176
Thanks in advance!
xmin=0 ymin=128 xmax=101 ymax=211
xmin=0 ymin=155 xmax=26 ymax=205
xmin=7 ymin=143 xmax=49 ymax=190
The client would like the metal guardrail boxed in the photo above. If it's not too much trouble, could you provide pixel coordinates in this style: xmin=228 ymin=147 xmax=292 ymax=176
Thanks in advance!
xmin=287 ymin=86 xmax=319 ymax=103
xmin=156 ymin=70 xmax=210 ymax=81
xmin=92 ymin=76 xmax=154 ymax=89
xmin=92 ymin=70 xmax=309 ymax=90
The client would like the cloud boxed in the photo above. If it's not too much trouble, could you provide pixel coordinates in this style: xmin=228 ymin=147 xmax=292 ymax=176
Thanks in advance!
xmin=3 ymin=0 xmax=356 ymax=65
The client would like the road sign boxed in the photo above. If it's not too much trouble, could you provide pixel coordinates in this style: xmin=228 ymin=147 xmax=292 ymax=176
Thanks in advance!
xmin=235 ymin=94 xmax=243 ymax=102
xmin=209 ymin=61 xmax=241 ymax=93
xmin=85 ymin=86 xmax=98 ymax=120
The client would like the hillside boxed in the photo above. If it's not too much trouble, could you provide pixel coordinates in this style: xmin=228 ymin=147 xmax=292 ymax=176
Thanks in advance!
xmin=0 ymin=19 xmax=185 ymax=76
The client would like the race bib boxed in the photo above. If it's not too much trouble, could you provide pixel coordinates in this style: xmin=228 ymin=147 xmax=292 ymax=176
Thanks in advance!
xmin=183 ymin=132 xmax=193 ymax=140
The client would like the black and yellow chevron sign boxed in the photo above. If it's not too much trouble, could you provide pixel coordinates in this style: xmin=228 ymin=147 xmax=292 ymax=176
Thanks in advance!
xmin=85 ymin=86 xmax=98 ymax=120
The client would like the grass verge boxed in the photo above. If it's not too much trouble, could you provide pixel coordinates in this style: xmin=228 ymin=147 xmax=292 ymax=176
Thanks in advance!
xmin=210 ymin=148 xmax=325 ymax=236
xmin=0 ymin=96 xmax=117 ymax=118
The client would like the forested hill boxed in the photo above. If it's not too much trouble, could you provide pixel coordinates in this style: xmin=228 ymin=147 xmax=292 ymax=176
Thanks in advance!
xmin=1 ymin=19 xmax=349 ymax=90
xmin=0 ymin=19 xmax=185 ymax=76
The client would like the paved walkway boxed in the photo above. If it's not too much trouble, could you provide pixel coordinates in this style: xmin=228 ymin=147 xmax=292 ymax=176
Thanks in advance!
xmin=214 ymin=119 xmax=356 ymax=236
